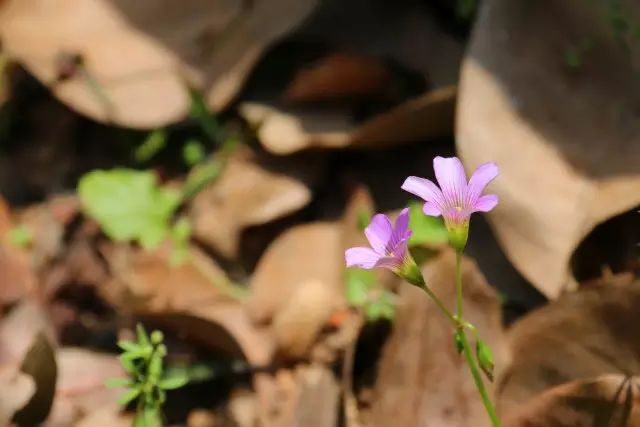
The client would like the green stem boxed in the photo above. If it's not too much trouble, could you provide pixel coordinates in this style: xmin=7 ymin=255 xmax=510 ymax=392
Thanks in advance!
xmin=419 ymin=282 xmax=457 ymax=327
xmin=456 ymin=251 xmax=463 ymax=319
xmin=455 ymin=251 xmax=500 ymax=427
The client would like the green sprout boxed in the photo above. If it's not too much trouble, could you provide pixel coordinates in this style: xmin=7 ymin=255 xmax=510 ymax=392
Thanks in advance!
xmin=107 ymin=324 xmax=188 ymax=427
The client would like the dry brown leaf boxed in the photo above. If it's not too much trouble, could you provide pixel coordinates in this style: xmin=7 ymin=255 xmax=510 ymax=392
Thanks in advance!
xmin=255 ymin=364 xmax=339 ymax=427
xmin=45 ymin=349 xmax=124 ymax=426
xmin=0 ymin=0 xmax=317 ymax=128
xmin=102 ymin=243 xmax=274 ymax=365
xmin=247 ymin=222 xmax=344 ymax=325
xmin=272 ymin=279 xmax=337 ymax=358
xmin=240 ymin=85 xmax=456 ymax=155
xmin=497 ymin=283 xmax=640 ymax=422
xmin=190 ymin=147 xmax=322 ymax=259
xmin=372 ymin=249 xmax=509 ymax=427
xmin=72 ymin=403 xmax=132 ymax=427
xmin=457 ymin=0 xmax=640 ymax=298
xmin=505 ymin=375 xmax=640 ymax=427
xmin=282 ymin=52 xmax=393 ymax=103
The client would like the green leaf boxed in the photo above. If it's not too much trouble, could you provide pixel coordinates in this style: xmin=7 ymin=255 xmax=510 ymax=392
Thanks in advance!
xmin=105 ymin=377 xmax=133 ymax=388
xmin=117 ymin=387 xmax=142 ymax=406
xmin=345 ymin=268 xmax=376 ymax=307
xmin=136 ymin=324 xmax=151 ymax=347
xmin=182 ymin=139 xmax=206 ymax=166
xmin=117 ymin=340 xmax=142 ymax=353
xmin=408 ymin=201 xmax=448 ymax=247
xmin=8 ymin=225 xmax=32 ymax=247
xmin=135 ymin=129 xmax=166 ymax=163
xmin=78 ymin=169 xmax=181 ymax=250
xmin=476 ymin=339 xmax=495 ymax=381
xmin=158 ymin=374 xmax=189 ymax=390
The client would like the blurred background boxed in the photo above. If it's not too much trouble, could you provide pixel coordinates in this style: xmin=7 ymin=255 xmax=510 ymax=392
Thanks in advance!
xmin=0 ymin=0 xmax=639 ymax=426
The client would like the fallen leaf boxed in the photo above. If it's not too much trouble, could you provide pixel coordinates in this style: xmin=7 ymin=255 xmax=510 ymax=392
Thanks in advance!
xmin=0 ymin=0 xmax=317 ymax=128
xmin=497 ymin=282 xmax=640 ymax=422
xmin=247 ymin=222 xmax=344 ymax=325
xmin=256 ymin=364 xmax=339 ymax=427
xmin=240 ymin=85 xmax=456 ymax=155
xmin=282 ymin=52 xmax=393 ymax=103
xmin=45 ymin=348 xmax=125 ymax=426
xmin=505 ymin=375 xmax=640 ymax=427
xmin=372 ymin=249 xmax=509 ymax=427
xmin=457 ymin=0 xmax=640 ymax=298
xmin=272 ymin=279 xmax=337 ymax=358
xmin=190 ymin=147 xmax=322 ymax=259
xmin=72 ymin=403 xmax=132 ymax=427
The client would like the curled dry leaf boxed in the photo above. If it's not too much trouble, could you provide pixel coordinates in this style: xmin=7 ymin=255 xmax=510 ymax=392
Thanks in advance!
xmin=372 ymin=249 xmax=509 ymax=427
xmin=497 ymin=283 xmax=640 ymax=422
xmin=190 ymin=147 xmax=322 ymax=259
xmin=505 ymin=375 xmax=640 ymax=427
xmin=0 ymin=0 xmax=317 ymax=128
xmin=101 ymin=242 xmax=274 ymax=365
xmin=240 ymin=85 xmax=456 ymax=155
xmin=457 ymin=0 xmax=640 ymax=298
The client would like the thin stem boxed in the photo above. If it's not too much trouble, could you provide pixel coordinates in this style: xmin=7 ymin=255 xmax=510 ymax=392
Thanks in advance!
xmin=455 ymin=251 xmax=500 ymax=427
xmin=458 ymin=328 xmax=500 ymax=426
xmin=455 ymin=250 xmax=463 ymax=319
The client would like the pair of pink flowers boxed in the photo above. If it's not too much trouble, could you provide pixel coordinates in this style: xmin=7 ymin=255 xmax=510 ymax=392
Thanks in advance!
xmin=345 ymin=156 xmax=499 ymax=270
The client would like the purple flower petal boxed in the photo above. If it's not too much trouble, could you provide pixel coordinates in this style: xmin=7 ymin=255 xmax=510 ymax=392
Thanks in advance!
xmin=345 ymin=247 xmax=383 ymax=269
xmin=374 ymin=256 xmax=403 ymax=269
xmin=473 ymin=194 xmax=498 ymax=212
xmin=391 ymin=208 xmax=411 ymax=244
xmin=364 ymin=214 xmax=393 ymax=254
xmin=465 ymin=162 xmax=499 ymax=207
xmin=401 ymin=176 xmax=445 ymax=211
xmin=433 ymin=156 xmax=467 ymax=208
xmin=422 ymin=201 xmax=441 ymax=216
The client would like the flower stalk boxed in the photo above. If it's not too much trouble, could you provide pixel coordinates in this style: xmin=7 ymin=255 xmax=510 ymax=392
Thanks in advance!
xmin=345 ymin=155 xmax=502 ymax=426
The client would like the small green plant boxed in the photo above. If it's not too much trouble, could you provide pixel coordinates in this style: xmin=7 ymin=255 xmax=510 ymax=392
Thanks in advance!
xmin=107 ymin=324 xmax=188 ymax=427
xmin=78 ymin=169 xmax=181 ymax=250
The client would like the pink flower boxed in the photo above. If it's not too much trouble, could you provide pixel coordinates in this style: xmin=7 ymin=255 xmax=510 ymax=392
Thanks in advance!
xmin=345 ymin=208 xmax=411 ymax=270
xmin=402 ymin=156 xmax=499 ymax=229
